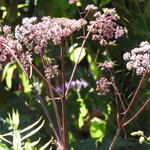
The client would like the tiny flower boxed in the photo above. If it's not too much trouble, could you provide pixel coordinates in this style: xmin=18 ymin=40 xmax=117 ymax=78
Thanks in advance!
xmin=98 ymin=61 xmax=114 ymax=70
xmin=45 ymin=65 xmax=59 ymax=79
xmin=3 ymin=25 xmax=11 ymax=34
xmin=147 ymin=136 xmax=150 ymax=142
xmin=123 ymin=41 xmax=150 ymax=75
xmin=87 ymin=8 xmax=124 ymax=46
xmin=69 ymin=0 xmax=79 ymax=4
xmin=131 ymin=131 xmax=144 ymax=136
xmin=96 ymin=77 xmax=111 ymax=95
xmin=85 ymin=4 xmax=98 ymax=11
xmin=139 ymin=136 xmax=145 ymax=144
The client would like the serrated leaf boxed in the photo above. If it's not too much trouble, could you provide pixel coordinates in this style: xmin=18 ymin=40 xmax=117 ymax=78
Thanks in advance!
xmin=21 ymin=120 xmax=45 ymax=141
xmin=20 ymin=117 xmax=42 ymax=134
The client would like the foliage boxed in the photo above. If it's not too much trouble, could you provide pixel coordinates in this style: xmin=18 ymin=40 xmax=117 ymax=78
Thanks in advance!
xmin=0 ymin=110 xmax=52 ymax=150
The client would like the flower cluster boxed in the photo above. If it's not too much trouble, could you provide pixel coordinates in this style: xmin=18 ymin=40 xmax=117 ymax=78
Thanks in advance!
xmin=0 ymin=25 xmax=22 ymax=63
xmin=45 ymin=65 xmax=59 ymax=79
xmin=69 ymin=0 xmax=79 ymax=4
xmin=15 ymin=16 xmax=87 ymax=52
xmin=98 ymin=61 xmax=114 ymax=70
xmin=65 ymin=78 xmax=88 ymax=89
xmin=123 ymin=41 xmax=150 ymax=75
xmin=96 ymin=77 xmax=111 ymax=95
xmin=87 ymin=8 xmax=124 ymax=46
xmin=85 ymin=4 xmax=98 ymax=11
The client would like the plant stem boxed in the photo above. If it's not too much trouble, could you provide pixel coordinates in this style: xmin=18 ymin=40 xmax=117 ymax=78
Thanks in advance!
xmin=122 ymin=97 xmax=150 ymax=127
xmin=39 ymin=50 xmax=63 ymax=143
xmin=108 ymin=128 xmax=121 ymax=150
xmin=65 ymin=23 xmax=95 ymax=96
xmin=60 ymin=40 xmax=67 ymax=150
xmin=123 ymin=71 xmax=147 ymax=116
xmin=3 ymin=42 xmax=62 ymax=147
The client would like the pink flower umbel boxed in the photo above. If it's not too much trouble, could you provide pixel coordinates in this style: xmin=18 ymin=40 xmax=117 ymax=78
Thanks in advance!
xmin=96 ymin=77 xmax=111 ymax=95
xmin=98 ymin=61 xmax=114 ymax=70
xmin=69 ymin=0 xmax=79 ymax=4
xmin=87 ymin=8 xmax=124 ymax=46
xmin=123 ymin=41 xmax=150 ymax=75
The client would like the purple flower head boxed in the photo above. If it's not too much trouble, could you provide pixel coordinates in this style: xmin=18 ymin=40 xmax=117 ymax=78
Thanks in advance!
xmin=123 ymin=41 xmax=150 ymax=75
xmin=65 ymin=78 xmax=88 ymax=89
xmin=96 ymin=77 xmax=111 ymax=95
xmin=87 ymin=8 xmax=124 ymax=46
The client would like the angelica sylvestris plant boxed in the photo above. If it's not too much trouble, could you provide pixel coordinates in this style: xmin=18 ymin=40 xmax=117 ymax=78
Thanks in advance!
xmin=0 ymin=2 xmax=124 ymax=150
xmin=96 ymin=41 xmax=150 ymax=150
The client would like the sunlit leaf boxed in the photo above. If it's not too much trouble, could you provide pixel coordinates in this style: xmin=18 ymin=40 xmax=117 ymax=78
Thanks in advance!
xmin=90 ymin=118 xmax=106 ymax=141
xmin=19 ymin=72 xmax=32 ymax=93
xmin=39 ymin=138 xmax=52 ymax=150
xmin=0 ymin=143 xmax=9 ymax=150
xmin=69 ymin=43 xmax=86 ymax=64
xmin=1 ymin=62 xmax=14 ymax=81
xmin=5 ymin=64 xmax=17 ymax=89
xmin=22 ymin=138 xmax=41 ymax=149
xmin=0 ymin=136 xmax=12 ymax=144
xmin=21 ymin=120 xmax=45 ymax=141
xmin=20 ymin=117 xmax=42 ymax=133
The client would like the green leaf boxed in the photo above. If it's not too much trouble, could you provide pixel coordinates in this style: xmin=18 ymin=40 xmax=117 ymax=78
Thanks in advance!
xmin=1 ymin=62 xmax=14 ymax=81
xmin=90 ymin=118 xmax=106 ymax=141
xmin=17 ymin=4 xmax=28 ymax=8
xmin=21 ymin=120 xmax=45 ymax=141
xmin=69 ymin=44 xmax=86 ymax=64
xmin=0 ymin=143 xmax=9 ymax=150
xmin=0 ymin=136 xmax=12 ymax=144
xmin=39 ymin=138 xmax=52 ymax=150
xmin=99 ymin=0 xmax=111 ymax=7
xmin=22 ymin=138 xmax=41 ymax=149
xmin=5 ymin=64 xmax=17 ymax=89
xmin=20 ymin=117 xmax=42 ymax=133
xmin=19 ymin=72 xmax=32 ymax=93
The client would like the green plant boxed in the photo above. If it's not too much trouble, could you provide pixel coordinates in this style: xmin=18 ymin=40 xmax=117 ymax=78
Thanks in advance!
xmin=0 ymin=109 xmax=52 ymax=150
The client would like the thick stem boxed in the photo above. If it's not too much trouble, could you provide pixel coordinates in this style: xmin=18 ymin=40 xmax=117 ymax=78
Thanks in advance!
xmin=60 ymin=40 xmax=67 ymax=150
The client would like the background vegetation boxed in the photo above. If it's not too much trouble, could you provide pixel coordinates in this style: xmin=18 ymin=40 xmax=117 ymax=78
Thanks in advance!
xmin=0 ymin=0 xmax=150 ymax=149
